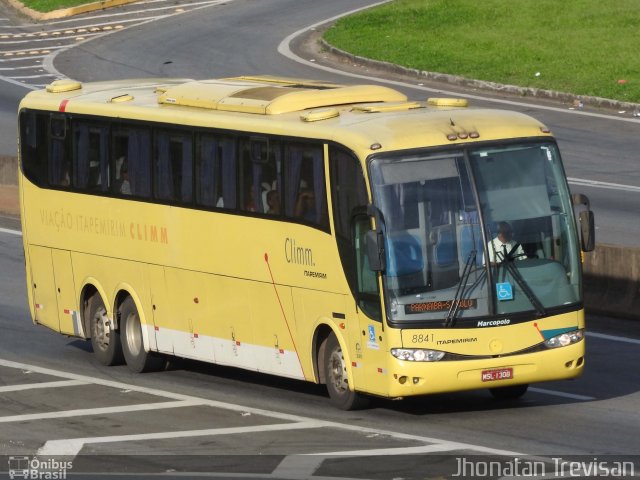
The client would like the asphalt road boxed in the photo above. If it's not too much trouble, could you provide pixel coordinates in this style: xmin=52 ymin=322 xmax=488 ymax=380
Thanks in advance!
xmin=0 ymin=1 xmax=640 ymax=478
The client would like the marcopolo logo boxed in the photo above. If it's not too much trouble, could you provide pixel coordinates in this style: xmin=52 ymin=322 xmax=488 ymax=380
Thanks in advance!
xmin=477 ymin=319 xmax=511 ymax=327
xmin=8 ymin=456 xmax=72 ymax=479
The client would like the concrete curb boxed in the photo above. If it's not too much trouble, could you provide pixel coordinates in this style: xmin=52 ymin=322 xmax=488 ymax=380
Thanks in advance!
xmin=7 ymin=0 xmax=140 ymax=21
xmin=319 ymin=39 xmax=640 ymax=114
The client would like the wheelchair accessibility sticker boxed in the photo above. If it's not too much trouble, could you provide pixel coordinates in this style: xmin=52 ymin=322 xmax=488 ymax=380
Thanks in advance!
xmin=496 ymin=282 xmax=513 ymax=301
xmin=367 ymin=325 xmax=380 ymax=350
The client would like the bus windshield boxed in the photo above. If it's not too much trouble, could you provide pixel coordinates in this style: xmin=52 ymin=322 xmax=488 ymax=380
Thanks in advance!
xmin=369 ymin=141 xmax=581 ymax=324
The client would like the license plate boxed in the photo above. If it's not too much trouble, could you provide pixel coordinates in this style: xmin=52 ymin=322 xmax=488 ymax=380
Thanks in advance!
xmin=481 ymin=368 xmax=513 ymax=382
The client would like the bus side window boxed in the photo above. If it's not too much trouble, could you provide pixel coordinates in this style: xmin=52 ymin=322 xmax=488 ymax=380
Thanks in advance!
xmin=284 ymin=143 xmax=327 ymax=228
xmin=353 ymin=213 xmax=382 ymax=320
xmin=19 ymin=111 xmax=49 ymax=187
xmin=112 ymin=126 xmax=151 ymax=198
xmin=49 ymin=115 xmax=70 ymax=187
xmin=154 ymin=130 xmax=193 ymax=204
xmin=196 ymin=134 xmax=239 ymax=210
xmin=73 ymin=121 xmax=109 ymax=192
xmin=239 ymin=137 xmax=281 ymax=214
xmin=330 ymin=146 xmax=381 ymax=318
xmin=196 ymin=134 xmax=218 ymax=208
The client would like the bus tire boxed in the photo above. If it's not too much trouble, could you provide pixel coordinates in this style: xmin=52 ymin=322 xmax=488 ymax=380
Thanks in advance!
xmin=88 ymin=294 xmax=124 ymax=366
xmin=323 ymin=333 xmax=369 ymax=410
xmin=489 ymin=384 xmax=529 ymax=400
xmin=119 ymin=297 xmax=164 ymax=373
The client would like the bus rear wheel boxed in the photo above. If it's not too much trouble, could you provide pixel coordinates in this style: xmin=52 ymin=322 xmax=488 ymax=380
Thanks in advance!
xmin=119 ymin=297 xmax=165 ymax=373
xmin=489 ymin=384 xmax=529 ymax=400
xmin=88 ymin=294 xmax=123 ymax=366
xmin=323 ymin=333 xmax=369 ymax=410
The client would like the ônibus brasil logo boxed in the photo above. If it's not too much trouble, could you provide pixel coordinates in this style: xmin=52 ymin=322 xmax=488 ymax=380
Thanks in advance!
xmin=8 ymin=456 xmax=72 ymax=479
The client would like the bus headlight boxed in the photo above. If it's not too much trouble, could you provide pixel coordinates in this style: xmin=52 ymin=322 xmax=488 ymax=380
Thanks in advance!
xmin=391 ymin=348 xmax=445 ymax=362
xmin=544 ymin=329 xmax=584 ymax=349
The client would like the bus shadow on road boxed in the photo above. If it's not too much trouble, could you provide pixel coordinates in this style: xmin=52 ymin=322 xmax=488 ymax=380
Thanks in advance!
xmin=67 ymin=335 xmax=638 ymax=415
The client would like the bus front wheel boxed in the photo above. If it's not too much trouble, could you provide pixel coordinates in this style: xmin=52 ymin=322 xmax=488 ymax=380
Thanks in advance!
xmin=88 ymin=294 xmax=123 ymax=366
xmin=119 ymin=297 xmax=164 ymax=373
xmin=489 ymin=384 xmax=529 ymax=400
xmin=323 ymin=333 xmax=369 ymax=410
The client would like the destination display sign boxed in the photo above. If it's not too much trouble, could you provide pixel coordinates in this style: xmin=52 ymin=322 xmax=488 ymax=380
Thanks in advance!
xmin=405 ymin=298 xmax=477 ymax=314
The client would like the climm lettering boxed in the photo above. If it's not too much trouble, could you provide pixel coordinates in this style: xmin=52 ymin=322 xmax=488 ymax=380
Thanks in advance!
xmin=129 ymin=222 xmax=168 ymax=244
xmin=285 ymin=237 xmax=314 ymax=266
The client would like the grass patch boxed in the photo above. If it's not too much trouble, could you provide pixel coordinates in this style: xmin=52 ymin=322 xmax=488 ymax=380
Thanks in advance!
xmin=324 ymin=0 xmax=640 ymax=103
xmin=19 ymin=0 xmax=99 ymax=13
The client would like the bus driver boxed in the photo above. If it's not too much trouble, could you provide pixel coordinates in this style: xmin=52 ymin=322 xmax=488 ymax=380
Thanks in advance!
xmin=485 ymin=221 xmax=525 ymax=264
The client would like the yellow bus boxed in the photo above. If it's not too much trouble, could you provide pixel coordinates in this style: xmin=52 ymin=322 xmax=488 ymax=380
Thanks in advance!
xmin=18 ymin=76 xmax=594 ymax=409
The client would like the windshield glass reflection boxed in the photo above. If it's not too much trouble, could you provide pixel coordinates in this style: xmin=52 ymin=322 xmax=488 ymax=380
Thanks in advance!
xmin=368 ymin=142 xmax=581 ymax=324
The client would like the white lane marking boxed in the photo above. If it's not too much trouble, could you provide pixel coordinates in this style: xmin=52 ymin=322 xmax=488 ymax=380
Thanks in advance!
xmin=587 ymin=332 xmax=640 ymax=345
xmin=0 ymin=32 xmax=110 ymax=44
xmin=42 ymin=15 xmax=172 ymax=31
xmin=0 ymin=399 xmax=205 ymax=423
xmin=529 ymin=388 xmax=595 ymax=402
xmin=0 ymin=358 xmax=320 ymax=423
xmin=0 ymin=55 xmax=50 ymax=63
xmin=278 ymin=4 xmax=640 ymax=126
xmin=7 ymin=74 xmax=57 ymax=79
xmin=271 ymin=456 xmax=326 ymax=480
xmin=0 ymin=227 xmax=22 ymax=236
xmin=0 ymin=64 xmax=45 ymax=70
xmin=313 ymin=443 xmax=481 ymax=457
xmin=0 ymin=379 xmax=87 ymax=393
xmin=273 ymin=443 xmax=482 ymax=479
xmin=38 ymin=421 xmax=324 ymax=456
xmin=568 ymin=178 xmax=640 ymax=193
xmin=1 ymin=46 xmax=65 ymax=55
xmin=0 ymin=358 xmax=522 ymax=458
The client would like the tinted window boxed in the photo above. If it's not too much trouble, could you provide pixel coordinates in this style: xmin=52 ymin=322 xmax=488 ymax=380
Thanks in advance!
xmin=330 ymin=146 xmax=370 ymax=297
xmin=330 ymin=146 xmax=368 ymax=239
xmin=196 ymin=134 xmax=237 ymax=209
xmin=112 ymin=126 xmax=151 ymax=197
xmin=73 ymin=122 xmax=109 ymax=192
xmin=238 ymin=137 xmax=282 ymax=215
xmin=20 ymin=111 xmax=49 ymax=187
xmin=154 ymin=130 xmax=193 ymax=203
xmin=284 ymin=143 xmax=328 ymax=229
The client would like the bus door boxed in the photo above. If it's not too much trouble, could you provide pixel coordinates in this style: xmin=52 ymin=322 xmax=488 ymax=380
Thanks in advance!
xmin=28 ymin=246 xmax=60 ymax=331
xmin=352 ymin=214 xmax=388 ymax=396
xmin=51 ymin=249 xmax=79 ymax=336
xmin=144 ymin=264 xmax=171 ymax=354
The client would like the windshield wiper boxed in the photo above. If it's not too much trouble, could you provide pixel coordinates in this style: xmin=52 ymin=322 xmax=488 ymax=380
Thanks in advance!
xmin=444 ymin=250 xmax=477 ymax=328
xmin=499 ymin=256 xmax=546 ymax=316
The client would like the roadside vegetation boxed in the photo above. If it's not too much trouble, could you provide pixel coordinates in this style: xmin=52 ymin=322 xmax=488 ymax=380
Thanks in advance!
xmin=19 ymin=0 xmax=99 ymax=13
xmin=324 ymin=0 xmax=640 ymax=103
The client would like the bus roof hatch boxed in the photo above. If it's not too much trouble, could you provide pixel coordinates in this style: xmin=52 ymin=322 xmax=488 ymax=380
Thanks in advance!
xmin=157 ymin=79 xmax=407 ymax=115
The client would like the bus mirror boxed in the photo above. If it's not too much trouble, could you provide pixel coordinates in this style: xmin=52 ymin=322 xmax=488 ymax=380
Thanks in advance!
xmin=579 ymin=210 xmax=595 ymax=252
xmin=571 ymin=193 xmax=590 ymax=209
xmin=365 ymin=230 xmax=386 ymax=272
xmin=572 ymin=193 xmax=595 ymax=252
